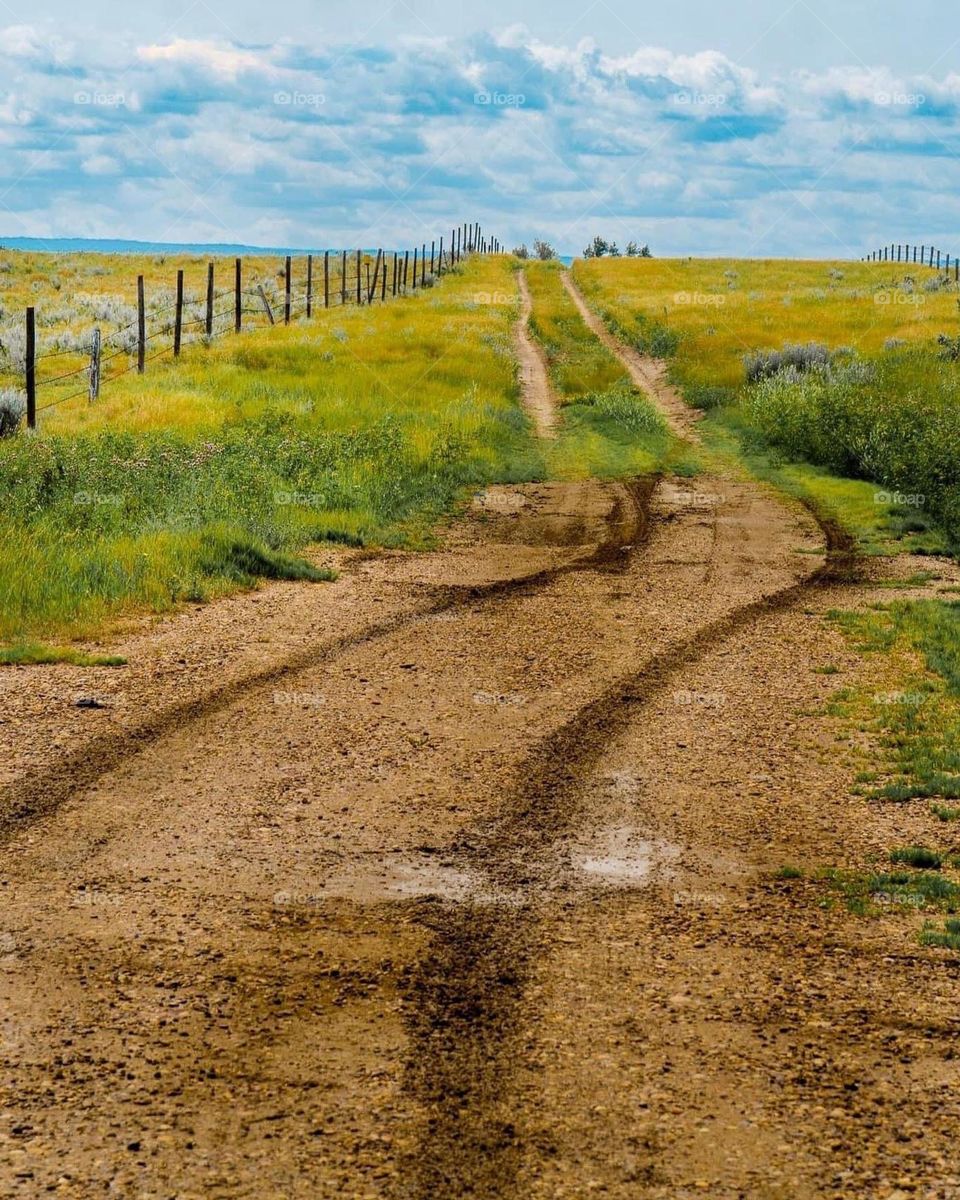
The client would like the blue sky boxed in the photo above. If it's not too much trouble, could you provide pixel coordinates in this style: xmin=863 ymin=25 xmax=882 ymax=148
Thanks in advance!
xmin=1 ymin=1 xmax=958 ymax=256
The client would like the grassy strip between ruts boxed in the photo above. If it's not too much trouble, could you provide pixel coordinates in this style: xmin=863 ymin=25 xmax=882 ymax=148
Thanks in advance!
xmin=572 ymin=256 xmax=960 ymax=555
xmin=521 ymin=261 xmax=691 ymax=479
xmin=0 ymin=256 xmax=542 ymax=656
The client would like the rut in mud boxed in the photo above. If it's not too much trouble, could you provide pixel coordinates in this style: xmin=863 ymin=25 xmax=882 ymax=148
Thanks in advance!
xmin=2 ymin=270 xmax=959 ymax=1199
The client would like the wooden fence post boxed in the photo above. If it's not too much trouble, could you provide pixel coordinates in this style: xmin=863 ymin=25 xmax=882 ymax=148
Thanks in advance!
xmin=88 ymin=327 xmax=101 ymax=402
xmin=341 ymin=251 xmax=347 ymax=305
xmin=324 ymin=251 xmax=330 ymax=309
xmin=430 ymin=240 xmax=435 ymax=274
xmin=235 ymin=258 xmax=242 ymax=333
xmin=257 ymin=284 xmax=275 ymax=325
xmin=412 ymin=248 xmax=418 ymax=290
xmin=174 ymin=269 xmax=184 ymax=356
xmin=392 ymin=253 xmax=398 ymax=296
xmin=368 ymin=249 xmax=382 ymax=303
xmin=284 ymin=256 xmax=292 ymax=325
xmin=25 ymin=307 xmax=35 ymax=430
xmin=403 ymin=250 xmax=409 ymax=290
xmin=356 ymin=250 xmax=362 ymax=305
xmin=206 ymin=262 xmax=214 ymax=337
xmin=137 ymin=275 xmax=146 ymax=374
xmin=438 ymin=236 xmax=444 ymax=274
xmin=381 ymin=254 xmax=387 ymax=302
xmin=307 ymin=253 xmax=313 ymax=319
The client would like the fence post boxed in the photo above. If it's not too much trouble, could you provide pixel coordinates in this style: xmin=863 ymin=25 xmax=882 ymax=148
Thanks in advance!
xmin=324 ymin=250 xmax=330 ymax=309
xmin=25 ymin=306 xmax=36 ymax=430
xmin=284 ymin=256 xmax=292 ymax=325
xmin=341 ymin=251 xmax=347 ymax=305
xmin=137 ymin=275 xmax=146 ymax=374
xmin=403 ymin=250 xmax=409 ymax=290
xmin=368 ymin=249 xmax=382 ymax=302
xmin=438 ymin=236 xmax=444 ymax=274
xmin=257 ymin=284 xmax=275 ymax=325
xmin=307 ymin=253 xmax=313 ymax=319
xmin=235 ymin=258 xmax=242 ymax=333
xmin=355 ymin=250 xmax=362 ymax=305
xmin=206 ymin=262 xmax=214 ymax=337
xmin=88 ymin=327 xmax=101 ymax=402
xmin=430 ymin=240 xmax=435 ymax=274
xmin=392 ymin=252 xmax=398 ymax=296
xmin=381 ymin=254 xmax=387 ymax=302
xmin=930 ymin=246 xmax=935 ymax=267
xmin=412 ymin=248 xmax=418 ymax=290
xmin=174 ymin=269 xmax=184 ymax=357
xmin=937 ymin=250 xmax=942 ymax=269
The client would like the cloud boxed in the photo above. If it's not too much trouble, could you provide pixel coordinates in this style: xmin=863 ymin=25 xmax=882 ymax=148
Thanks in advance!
xmin=0 ymin=26 xmax=958 ymax=255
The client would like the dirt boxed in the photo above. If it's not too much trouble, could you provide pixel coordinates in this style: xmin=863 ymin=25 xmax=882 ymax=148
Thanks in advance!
xmin=2 ymin=274 xmax=960 ymax=1199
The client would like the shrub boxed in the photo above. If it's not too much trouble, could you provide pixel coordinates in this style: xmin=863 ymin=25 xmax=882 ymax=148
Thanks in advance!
xmin=743 ymin=342 xmax=832 ymax=384
xmin=0 ymin=388 xmax=24 ymax=437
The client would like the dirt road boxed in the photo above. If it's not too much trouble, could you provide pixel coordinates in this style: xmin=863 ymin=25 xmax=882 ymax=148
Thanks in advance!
xmin=1 ymin=273 xmax=959 ymax=1199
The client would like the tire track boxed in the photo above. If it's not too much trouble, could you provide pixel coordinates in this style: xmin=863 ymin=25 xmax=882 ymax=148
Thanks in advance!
xmin=396 ymin=288 xmax=860 ymax=1197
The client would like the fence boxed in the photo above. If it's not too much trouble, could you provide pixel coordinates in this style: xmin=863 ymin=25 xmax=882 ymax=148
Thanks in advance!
xmin=862 ymin=243 xmax=960 ymax=279
xmin=15 ymin=222 xmax=503 ymax=431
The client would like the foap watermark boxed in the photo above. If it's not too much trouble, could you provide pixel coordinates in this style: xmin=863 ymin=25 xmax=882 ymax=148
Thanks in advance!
xmin=473 ymin=90 xmax=525 ymax=107
xmin=674 ymin=291 xmax=726 ymax=307
xmin=874 ymin=490 xmax=925 ymax=507
xmin=673 ymin=90 xmax=727 ymax=107
xmin=273 ymin=690 xmax=326 ymax=707
xmin=673 ymin=689 xmax=726 ymax=709
xmin=873 ymin=691 xmax=929 ymax=707
xmin=273 ymin=90 xmax=326 ymax=109
xmin=273 ymin=889 xmax=323 ymax=907
xmin=874 ymin=291 xmax=925 ymax=307
xmin=74 ymin=89 xmax=126 ymax=107
xmin=875 ymin=91 xmax=926 ymax=108
xmin=274 ymin=490 xmax=325 ymax=507
xmin=73 ymin=491 xmax=122 ymax=507
xmin=473 ymin=690 xmax=526 ymax=707
xmin=472 ymin=291 xmax=514 ymax=306
xmin=71 ymin=887 xmax=123 ymax=908
xmin=664 ymin=488 xmax=724 ymax=507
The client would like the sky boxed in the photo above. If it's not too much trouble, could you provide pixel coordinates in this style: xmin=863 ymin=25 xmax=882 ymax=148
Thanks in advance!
xmin=1 ymin=1 xmax=959 ymax=256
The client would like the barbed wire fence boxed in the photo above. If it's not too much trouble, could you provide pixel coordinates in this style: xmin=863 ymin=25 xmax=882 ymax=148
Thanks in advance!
xmin=862 ymin=242 xmax=960 ymax=279
xmin=13 ymin=222 xmax=502 ymax=430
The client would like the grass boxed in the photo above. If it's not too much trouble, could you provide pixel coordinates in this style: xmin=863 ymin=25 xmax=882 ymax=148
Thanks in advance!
xmin=889 ymin=846 xmax=943 ymax=869
xmin=573 ymin=256 xmax=960 ymax=553
xmin=920 ymin=918 xmax=960 ymax=950
xmin=0 ymin=256 xmax=543 ymax=652
xmin=826 ymin=600 xmax=960 ymax=804
xmin=521 ymin=261 xmax=688 ymax=479
xmin=823 ymin=867 xmax=960 ymax=916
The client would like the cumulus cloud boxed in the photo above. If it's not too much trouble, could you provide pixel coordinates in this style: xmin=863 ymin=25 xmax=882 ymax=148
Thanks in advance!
xmin=0 ymin=25 xmax=957 ymax=255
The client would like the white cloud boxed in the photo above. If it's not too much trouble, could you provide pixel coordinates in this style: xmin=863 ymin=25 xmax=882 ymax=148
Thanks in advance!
xmin=137 ymin=38 xmax=264 ymax=80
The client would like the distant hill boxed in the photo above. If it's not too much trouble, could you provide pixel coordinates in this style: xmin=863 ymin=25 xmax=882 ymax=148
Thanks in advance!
xmin=0 ymin=236 xmax=348 ymax=257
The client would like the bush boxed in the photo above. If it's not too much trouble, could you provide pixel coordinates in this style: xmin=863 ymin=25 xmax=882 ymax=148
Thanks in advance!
xmin=0 ymin=388 xmax=24 ymax=437
xmin=744 ymin=342 xmax=832 ymax=384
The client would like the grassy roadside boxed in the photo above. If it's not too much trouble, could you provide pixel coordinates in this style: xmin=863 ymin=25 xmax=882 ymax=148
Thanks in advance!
xmin=521 ymin=261 xmax=688 ymax=479
xmin=0 ymin=256 xmax=540 ymax=658
xmin=574 ymin=256 xmax=960 ymax=954
xmin=572 ymin=256 xmax=960 ymax=556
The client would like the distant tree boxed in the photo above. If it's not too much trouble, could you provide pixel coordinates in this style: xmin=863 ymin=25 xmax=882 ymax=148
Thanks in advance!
xmin=533 ymin=239 xmax=558 ymax=260
xmin=625 ymin=241 xmax=653 ymax=258
xmin=583 ymin=235 xmax=610 ymax=258
xmin=512 ymin=243 xmax=530 ymax=259
xmin=608 ymin=242 xmax=621 ymax=257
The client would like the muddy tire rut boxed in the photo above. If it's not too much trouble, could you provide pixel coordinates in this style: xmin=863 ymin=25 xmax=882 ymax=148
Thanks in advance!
xmin=2 ymin=273 xmax=959 ymax=1199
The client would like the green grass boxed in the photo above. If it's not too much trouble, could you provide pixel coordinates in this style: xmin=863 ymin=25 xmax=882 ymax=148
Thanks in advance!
xmin=521 ymin=262 xmax=688 ymax=479
xmin=822 ymin=867 xmax=960 ymax=916
xmin=573 ymin=257 xmax=959 ymax=554
xmin=0 ymin=257 xmax=543 ymax=650
xmin=890 ymin=846 xmax=943 ymax=869
xmin=920 ymin=918 xmax=960 ymax=950
xmin=826 ymin=601 xmax=960 ymax=805
xmin=0 ymin=642 xmax=127 ymax=666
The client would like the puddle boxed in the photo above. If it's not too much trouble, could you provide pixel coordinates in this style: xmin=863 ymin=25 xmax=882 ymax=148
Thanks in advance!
xmin=308 ymin=852 xmax=512 ymax=905
xmin=568 ymin=824 xmax=679 ymax=888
